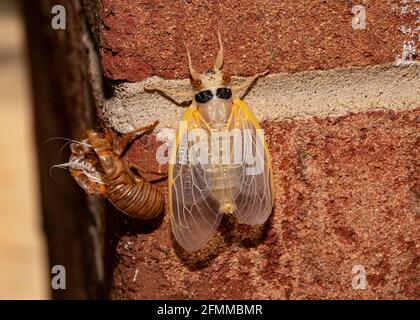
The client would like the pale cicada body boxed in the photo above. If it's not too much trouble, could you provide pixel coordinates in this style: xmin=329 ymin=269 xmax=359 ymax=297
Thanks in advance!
xmin=57 ymin=123 xmax=164 ymax=220
xmin=146 ymin=34 xmax=273 ymax=251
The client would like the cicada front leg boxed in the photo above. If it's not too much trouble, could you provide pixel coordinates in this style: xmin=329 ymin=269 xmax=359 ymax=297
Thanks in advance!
xmin=231 ymin=70 xmax=269 ymax=98
xmin=145 ymin=85 xmax=194 ymax=98
xmin=144 ymin=84 xmax=195 ymax=106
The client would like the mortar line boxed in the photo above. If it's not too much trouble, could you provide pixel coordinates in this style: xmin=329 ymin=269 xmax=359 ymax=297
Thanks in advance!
xmin=101 ymin=63 xmax=420 ymax=133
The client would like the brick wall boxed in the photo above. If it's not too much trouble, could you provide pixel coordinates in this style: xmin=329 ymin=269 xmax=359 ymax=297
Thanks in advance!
xmin=27 ymin=0 xmax=419 ymax=299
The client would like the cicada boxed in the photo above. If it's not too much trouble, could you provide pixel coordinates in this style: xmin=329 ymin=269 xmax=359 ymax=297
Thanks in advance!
xmin=53 ymin=122 xmax=164 ymax=220
xmin=146 ymin=34 xmax=273 ymax=251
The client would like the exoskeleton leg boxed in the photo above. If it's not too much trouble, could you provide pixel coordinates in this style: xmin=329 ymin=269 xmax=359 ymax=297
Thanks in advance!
xmin=128 ymin=163 xmax=168 ymax=183
xmin=114 ymin=121 xmax=160 ymax=157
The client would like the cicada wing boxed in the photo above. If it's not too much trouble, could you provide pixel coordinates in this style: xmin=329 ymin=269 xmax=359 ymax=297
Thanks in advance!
xmin=169 ymin=106 xmax=223 ymax=252
xmin=229 ymin=100 xmax=274 ymax=225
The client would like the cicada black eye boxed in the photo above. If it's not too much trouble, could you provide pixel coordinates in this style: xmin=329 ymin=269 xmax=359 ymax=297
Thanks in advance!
xmin=195 ymin=90 xmax=213 ymax=103
xmin=216 ymin=87 xmax=232 ymax=100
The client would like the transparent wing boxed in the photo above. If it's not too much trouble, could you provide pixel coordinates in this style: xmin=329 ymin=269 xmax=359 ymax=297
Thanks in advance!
xmin=228 ymin=100 xmax=274 ymax=225
xmin=169 ymin=100 xmax=274 ymax=252
xmin=169 ymin=107 xmax=222 ymax=252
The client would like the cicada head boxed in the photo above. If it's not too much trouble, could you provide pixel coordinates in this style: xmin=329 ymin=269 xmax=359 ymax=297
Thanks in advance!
xmin=70 ymin=138 xmax=93 ymax=156
xmin=187 ymin=32 xmax=231 ymax=90
xmin=69 ymin=154 xmax=107 ymax=197
xmin=186 ymin=32 xmax=233 ymax=127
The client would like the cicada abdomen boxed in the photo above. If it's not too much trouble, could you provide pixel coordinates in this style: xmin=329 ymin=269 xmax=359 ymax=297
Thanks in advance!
xmin=65 ymin=124 xmax=164 ymax=220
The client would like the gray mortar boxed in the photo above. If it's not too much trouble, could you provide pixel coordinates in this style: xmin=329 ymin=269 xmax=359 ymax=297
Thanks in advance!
xmin=102 ymin=63 xmax=420 ymax=133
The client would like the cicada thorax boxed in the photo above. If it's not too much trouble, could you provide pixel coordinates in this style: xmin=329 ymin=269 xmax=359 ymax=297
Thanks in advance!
xmin=69 ymin=129 xmax=164 ymax=220
xmin=196 ymin=92 xmax=233 ymax=126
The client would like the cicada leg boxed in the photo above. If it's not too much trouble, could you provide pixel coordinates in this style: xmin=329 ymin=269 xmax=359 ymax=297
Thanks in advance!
xmin=144 ymin=85 xmax=194 ymax=100
xmin=231 ymin=70 xmax=269 ymax=98
xmin=128 ymin=163 xmax=168 ymax=183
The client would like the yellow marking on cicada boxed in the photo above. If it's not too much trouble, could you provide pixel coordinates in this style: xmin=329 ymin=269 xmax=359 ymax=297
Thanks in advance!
xmin=151 ymin=33 xmax=273 ymax=251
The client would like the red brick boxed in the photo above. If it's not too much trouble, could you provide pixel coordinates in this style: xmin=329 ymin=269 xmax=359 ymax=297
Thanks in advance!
xmin=99 ymin=0 xmax=418 ymax=81
xmin=110 ymin=108 xmax=420 ymax=299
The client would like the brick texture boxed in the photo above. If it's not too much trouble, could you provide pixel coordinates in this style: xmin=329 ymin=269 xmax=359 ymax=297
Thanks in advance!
xmin=98 ymin=0 xmax=418 ymax=81
xmin=26 ymin=0 xmax=419 ymax=299
xmin=111 ymin=109 xmax=419 ymax=299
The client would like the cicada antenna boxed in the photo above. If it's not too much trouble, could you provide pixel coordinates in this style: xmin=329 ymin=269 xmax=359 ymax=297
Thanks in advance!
xmin=183 ymin=40 xmax=201 ymax=83
xmin=214 ymin=31 xmax=224 ymax=71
